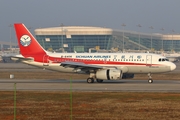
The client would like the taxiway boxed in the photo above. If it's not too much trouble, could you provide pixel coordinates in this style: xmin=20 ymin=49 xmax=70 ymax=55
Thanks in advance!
xmin=0 ymin=79 xmax=180 ymax=92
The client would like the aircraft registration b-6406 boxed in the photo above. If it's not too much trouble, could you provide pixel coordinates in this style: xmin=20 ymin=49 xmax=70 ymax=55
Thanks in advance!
xmin=12 ymin=23 xmax=176 ymax=83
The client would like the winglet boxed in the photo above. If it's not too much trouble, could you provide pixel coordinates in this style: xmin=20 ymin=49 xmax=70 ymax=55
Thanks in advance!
xmin=14 ymin=23 xmax=46 ymax=57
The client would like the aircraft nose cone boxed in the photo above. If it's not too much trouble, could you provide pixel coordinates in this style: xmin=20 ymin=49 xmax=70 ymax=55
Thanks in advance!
xmin=171 ymin=63 xmax=176 ymax=71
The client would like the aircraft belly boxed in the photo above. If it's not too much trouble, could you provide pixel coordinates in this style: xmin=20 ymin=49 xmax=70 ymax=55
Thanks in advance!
xmin=48 ymin=64 xmax=170 ymax=74
xmin=27 ymin=62 xmax=171 ymax=74
xmin=127 ymin=66 xmax=171 ymax=73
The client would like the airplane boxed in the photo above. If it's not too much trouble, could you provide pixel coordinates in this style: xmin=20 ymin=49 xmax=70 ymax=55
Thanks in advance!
xmin=162 ymin=53 xmax=180 ymax=62
xmin=0 ymin=52 xmax=19 ymax=63
xmin=12 ymin=23 xmax=176 ymax=83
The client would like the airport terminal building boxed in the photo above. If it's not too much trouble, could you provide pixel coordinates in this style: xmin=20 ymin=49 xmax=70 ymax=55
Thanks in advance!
xmin=34 ymin=26 xmax=180 ymax=53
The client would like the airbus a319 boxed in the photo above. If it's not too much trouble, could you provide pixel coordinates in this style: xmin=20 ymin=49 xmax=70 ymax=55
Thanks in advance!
xmin=12 ymin=23 xmax=176 ymax=83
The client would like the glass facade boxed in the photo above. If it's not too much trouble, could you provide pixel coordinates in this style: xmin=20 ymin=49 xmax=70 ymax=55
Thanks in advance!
xmin=128 ymin=36 xmax=163 ymax=50
xmin=35 ymin=26 xmax=180 ymax=52
xmin=128 ymin=36 xmax=180 ymax=51
xmin=36 ymin=35 xmax=112 ymax=52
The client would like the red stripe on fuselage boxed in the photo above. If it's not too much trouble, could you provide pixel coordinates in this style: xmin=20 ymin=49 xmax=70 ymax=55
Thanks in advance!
xmin=38 ymin=56 xmax=159 ymax=66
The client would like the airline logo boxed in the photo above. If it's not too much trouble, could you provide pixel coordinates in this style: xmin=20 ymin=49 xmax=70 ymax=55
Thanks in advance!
xmin=20 ymin=35 xmax=31 ymax=47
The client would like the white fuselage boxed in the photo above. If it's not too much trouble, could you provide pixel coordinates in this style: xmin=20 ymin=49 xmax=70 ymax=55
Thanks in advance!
xmin=22 ymin=53 xmax=176 ymax=74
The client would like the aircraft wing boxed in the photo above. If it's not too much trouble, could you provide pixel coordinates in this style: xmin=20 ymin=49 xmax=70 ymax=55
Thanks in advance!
xmin=60 ymin=61 xmax=105 ymax=72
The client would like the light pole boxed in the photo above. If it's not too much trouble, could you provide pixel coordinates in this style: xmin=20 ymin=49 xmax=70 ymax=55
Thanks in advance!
xmin=9 ymin=24 xmax=13 ymax=49
xmin=63 ymin=29 xmax=68 ymax=51
xmin=121 ymin=23 xmax=126 ymax=52
xmin=60 ymin=23 xmax=64 ymax=52
xmin=149 ymin=26 xmax=154 ymax=51
xmin=160 ymin=28 xmax=164 ymax=51
xmin=172 ymin=29 xmax=175 ymax=52
xmin=137 ymin=24 xmax=142 ymax=50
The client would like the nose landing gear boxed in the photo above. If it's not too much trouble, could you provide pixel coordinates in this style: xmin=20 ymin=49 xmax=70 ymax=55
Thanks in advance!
xmin=148 ymin=73 xmax=153 ymax=83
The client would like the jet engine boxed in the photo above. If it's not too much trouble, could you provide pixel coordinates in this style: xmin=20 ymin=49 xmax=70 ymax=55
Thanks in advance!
xmin=96 ymin=69 xmax=122 ymax=80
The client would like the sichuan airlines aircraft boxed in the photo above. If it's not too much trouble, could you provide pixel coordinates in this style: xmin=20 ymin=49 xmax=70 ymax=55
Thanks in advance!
xmin=12 ymin=23 xmax=176 ymax=83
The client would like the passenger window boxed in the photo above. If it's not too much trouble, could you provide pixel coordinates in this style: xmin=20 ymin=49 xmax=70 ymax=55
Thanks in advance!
xmin=159 ymin=59 xmax=161 ymax=62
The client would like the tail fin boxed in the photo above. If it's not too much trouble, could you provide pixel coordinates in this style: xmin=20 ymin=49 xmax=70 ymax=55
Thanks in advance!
xmin=14 ymin=23 xmax=46 ymax=57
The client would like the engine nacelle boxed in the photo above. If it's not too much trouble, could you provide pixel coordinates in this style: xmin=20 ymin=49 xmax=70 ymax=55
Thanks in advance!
xmin=96 ymin=69 xmax=122 ymax=80
xmin=122 ymin=73 xmax=134 ymax=79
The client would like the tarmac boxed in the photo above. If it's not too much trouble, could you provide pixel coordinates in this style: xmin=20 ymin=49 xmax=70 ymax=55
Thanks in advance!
xmin=0 ymin=62 xmax=180 ymax=92
xmin=0 ymin=79 xmax=179 ymax=92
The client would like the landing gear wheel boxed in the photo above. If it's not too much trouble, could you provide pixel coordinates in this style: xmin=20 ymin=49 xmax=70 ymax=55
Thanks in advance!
xmin=147 ymin=73 xmax=153 ymax=83
xmin=148 ymin=79 xmax=153 ymax=83
xmin=96 ymin=79 xmax=103 ymax=83
xmin=87 ymin=78 xmax=94 ymax=83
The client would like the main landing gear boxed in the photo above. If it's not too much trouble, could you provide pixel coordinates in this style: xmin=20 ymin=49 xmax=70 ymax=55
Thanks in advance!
xmin=87 ymin=78 xmax=94 ymax=83
xmin=86 ymin=78 xmax=104 ymax=83
xmin=148 ymin=73 xmax=153 ymax=83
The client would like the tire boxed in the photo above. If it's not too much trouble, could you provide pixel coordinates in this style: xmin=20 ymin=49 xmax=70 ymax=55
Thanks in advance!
xmin=148 ymin=79 xmax=153 ymax=83
xmin=87 ymin=78 xmax=94 ymax=83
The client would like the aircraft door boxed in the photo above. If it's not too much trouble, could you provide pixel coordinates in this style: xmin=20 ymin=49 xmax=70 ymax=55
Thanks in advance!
xmin=146 ymin=55 xmax=152 ymax=66
xmin=43 ymin=55 xmax=49 ymax=66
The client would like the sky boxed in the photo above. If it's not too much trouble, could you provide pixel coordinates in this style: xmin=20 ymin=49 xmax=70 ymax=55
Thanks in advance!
xmin=1 ymin=0 xmax=180 ymax=43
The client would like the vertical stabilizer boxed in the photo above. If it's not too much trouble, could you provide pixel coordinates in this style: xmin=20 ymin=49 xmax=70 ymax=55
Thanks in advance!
xmin=14 ymin=23 xmax=46 ymax=57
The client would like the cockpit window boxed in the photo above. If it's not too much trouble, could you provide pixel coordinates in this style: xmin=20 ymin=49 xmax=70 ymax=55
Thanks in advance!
xmin=159 ymin=58 xmax=169 ymax=62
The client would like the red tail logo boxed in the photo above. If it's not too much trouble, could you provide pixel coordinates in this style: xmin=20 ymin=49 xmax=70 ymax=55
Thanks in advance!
xmin=14 ymin=23 xmax=46 ymax=57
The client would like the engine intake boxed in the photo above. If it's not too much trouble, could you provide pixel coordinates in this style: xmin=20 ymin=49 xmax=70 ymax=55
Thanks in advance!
xmin=96 ymin=69 xmax=122 ymax=80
